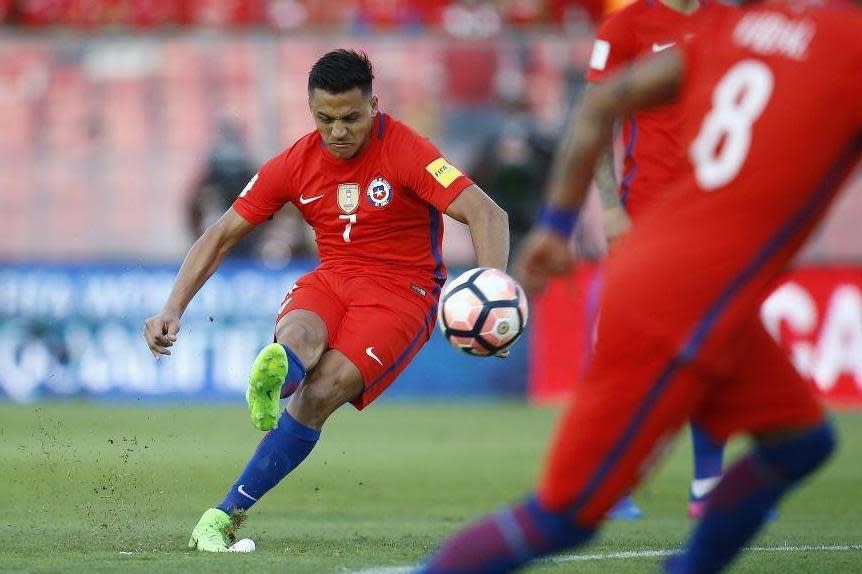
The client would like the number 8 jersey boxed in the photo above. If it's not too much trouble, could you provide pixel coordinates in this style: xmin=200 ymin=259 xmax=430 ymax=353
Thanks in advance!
xmin=233 ymin=113 xmax=473 ymax=289
xmin=604 ymin=0 xmax=862 ymax=363
xmin=586 ymin=0 xmax=733 ymax=220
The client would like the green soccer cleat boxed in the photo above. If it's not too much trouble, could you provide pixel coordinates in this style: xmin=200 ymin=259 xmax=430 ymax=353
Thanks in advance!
xmin=188 ymin=508 xmax=232 ymax=552
xmin=246 ymin=343 xmax=288 ymax=431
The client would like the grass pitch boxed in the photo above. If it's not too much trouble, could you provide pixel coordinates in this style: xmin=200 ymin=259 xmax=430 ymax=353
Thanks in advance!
xmin=1 ymin=402 xmax=860 ymax=573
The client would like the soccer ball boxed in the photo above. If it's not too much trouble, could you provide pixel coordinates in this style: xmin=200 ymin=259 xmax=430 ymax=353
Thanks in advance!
xmin=438 ymin=267 xmax=529 ymax=356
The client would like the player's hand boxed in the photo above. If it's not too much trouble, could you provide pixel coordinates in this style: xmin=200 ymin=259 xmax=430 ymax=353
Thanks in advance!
xmin=143 ymin=312 xmax=181 ymax=358
xmin=514 ymin=228 xmax=575 ymax=295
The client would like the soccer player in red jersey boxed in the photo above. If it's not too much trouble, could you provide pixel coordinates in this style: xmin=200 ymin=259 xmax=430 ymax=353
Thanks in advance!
xmin=587 ymin=0 xmax=735 ymax=520
xmin=143 ymin=50 xmax=510 ymax=551
xmin=420 ymin=0 xmax=860 ymax=571
xmin=588 ymin=0 xmax=732 ymax=220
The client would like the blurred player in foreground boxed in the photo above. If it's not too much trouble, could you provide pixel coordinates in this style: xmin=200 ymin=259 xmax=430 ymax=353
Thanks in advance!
xmin=143 ymin=49 xmax=509 ymax=551
xmin=419 ymin=0 xmax=861 ymax=571
xmin=586 ymin=0 xmax=734 ymax=520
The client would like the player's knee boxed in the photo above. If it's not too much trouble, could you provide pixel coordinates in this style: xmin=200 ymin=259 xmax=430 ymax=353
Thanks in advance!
xmin=756 ymin=420 xmax=837 ymax=483
xmin=277 ymin=320 xmax=326 ymax=368
xmin=296 ymin=367 xmax=362 ymax=419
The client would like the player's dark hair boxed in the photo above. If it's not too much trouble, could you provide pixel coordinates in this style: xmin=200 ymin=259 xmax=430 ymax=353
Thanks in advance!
xmin=308 ymin=50 xmax=374 ymax=97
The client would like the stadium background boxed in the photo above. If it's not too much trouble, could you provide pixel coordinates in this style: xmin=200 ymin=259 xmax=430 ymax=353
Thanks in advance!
xmin=2 ymin=0 xmax=860 ymax=406
xmin=2 ymin=2 xmax=862 ymax=573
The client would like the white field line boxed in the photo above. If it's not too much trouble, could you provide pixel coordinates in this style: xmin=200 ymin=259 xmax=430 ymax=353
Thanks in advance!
xmin=346 ymin=543 xmax=862 ymax=574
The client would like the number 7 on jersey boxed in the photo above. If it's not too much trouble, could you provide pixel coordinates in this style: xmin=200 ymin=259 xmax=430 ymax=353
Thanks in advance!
xmin=339 ymin=214 xmax=357 ymax=243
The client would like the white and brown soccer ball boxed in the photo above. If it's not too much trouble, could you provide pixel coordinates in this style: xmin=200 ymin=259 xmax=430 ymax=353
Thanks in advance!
xmin=438 ymin=267 xmax=529 ymax=356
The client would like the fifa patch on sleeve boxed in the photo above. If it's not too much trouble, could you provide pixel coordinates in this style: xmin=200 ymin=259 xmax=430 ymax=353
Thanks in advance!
xmin=426 ymin=157 xmax=463 ymax=188
xmin=589 ymin=39 xmax=610 ymax=71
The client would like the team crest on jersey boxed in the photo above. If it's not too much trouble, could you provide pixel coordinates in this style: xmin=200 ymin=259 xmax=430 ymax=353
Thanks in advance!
xmin=337 ymin=183 xmax=360 ymax=214
xmin=366 ymin=177 xmax=393 ymax=208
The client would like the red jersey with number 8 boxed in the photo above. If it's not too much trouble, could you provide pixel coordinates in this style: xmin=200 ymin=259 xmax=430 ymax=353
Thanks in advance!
xmin=233 ymin=113 xmax=473 ymax=289
xmin=536 ymin=1 xmax=862 ymax=519
xmin=586 ymin=0 xmax=732 ymax=220
xmin=604 ymin=0 xmax=862 ymax=362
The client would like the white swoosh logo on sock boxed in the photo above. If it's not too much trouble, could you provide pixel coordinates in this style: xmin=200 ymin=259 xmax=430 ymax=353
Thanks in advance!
xmin=299 ymin=193 xmax=324 ymax=205
xmin=365 ymin=346 xmax=383 ymax=366
xmin=237 ymin=484 xmax=258 ymax=501
xmin=690 ymin=477 xmax=721 ymax=499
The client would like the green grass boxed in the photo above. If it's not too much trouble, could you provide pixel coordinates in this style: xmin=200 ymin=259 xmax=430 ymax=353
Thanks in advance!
xmin=0 ymin=402 xmax=860 ymax=573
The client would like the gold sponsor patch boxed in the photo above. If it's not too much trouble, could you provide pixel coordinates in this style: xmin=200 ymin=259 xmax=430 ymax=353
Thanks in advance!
xmin=425 ymin=157 xmax=462 ymax=188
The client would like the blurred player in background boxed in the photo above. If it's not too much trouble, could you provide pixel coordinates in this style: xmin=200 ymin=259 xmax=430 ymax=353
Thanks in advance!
xmin=186 ymin=118 xmax=262 ymax=259
xmin=586 ymin=0 xmax=734 ymax=520
xmin=419 ymin=0 xmax=861 ymax=571
xmin=143 ymin=49 xmax=510 ymax=551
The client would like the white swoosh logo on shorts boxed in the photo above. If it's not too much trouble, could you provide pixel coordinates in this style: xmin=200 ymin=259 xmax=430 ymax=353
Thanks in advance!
xmin=237 ymin=484 xmax=258 ymax=501
xmin=299 ymin=193 xmax=324 ymax=205
xmin=365 ymin=347 xmax=383 ymax=366
xmin=652 ymin=42 xmax=675 ymax=53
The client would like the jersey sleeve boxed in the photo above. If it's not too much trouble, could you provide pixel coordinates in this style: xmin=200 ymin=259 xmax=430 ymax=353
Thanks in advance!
xmin=586 ymin=10 xmax=637 ymax=82
xmin=390 ymin=126 xmax=474 ymax=213
xmin=231 ymin=151 xmax=293 ymax=225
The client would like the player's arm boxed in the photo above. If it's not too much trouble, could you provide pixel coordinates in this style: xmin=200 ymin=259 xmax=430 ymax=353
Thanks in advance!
xmin=445 ymin=184 xmax=510 ymax=271
xmin=583 ymin=12 xmax=638 ymax=243
xmin=582 ymin=83 xmax=624 ymax=215
xmin=144 ymin=208 xmax=255 ymax=357
xmin=549 ymin=51 xmax=681 ymax=210
xmin=516 ymin=50 xmax=683 ymax=293
xmin=592 ymin=115 xmax=631 ymax=240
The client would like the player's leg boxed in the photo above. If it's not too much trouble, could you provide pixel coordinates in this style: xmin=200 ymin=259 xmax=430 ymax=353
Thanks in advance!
xmin=216 ymin=305 xmax=340 ymax=514
xmin=191 ymin=349 xmax=360 ymax=551
xmin=687 ymin=423 xmax=725 ymax=519
xmin=193 ymin=274 xmax=434 ymax=551
xmin=666 ymin=322 xmax=832 ymax=574
xmin=327 ymin=274 xmax=437 ymax=412
xmin=245 ymin=269 xmax=349 ymax=429
xmin=243 ymin=271 xmax=340 ymax=432
xmin=286 ymin=348 xmax=365 ymax=427
xmin=586 ymin=267 xmax=643 ymax=521
xmin=190 ymin=272 xmax=342 ymax=551
xmin=419 ymin=335 xmax=706 ymax=573
xmin=247 ymin=309 xmax=329 ymax=430
xmin=223 ymin=348 xmax=362 ymax=511
xmin=231 ymin=269 xmax=435 ymax=498
xmin=221 ymin=349 xmax=362 ymax=514
xmin=211 ymin=276 xmax=434 ymax=520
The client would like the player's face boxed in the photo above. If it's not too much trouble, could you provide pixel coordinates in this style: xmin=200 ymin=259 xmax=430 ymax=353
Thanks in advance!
xmin=309 ymin=87 xmax=378 ymax=160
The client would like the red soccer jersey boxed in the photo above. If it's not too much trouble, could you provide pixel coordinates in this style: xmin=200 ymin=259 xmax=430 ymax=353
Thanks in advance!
xmin=604 ymin=0 xmax=862 ymax=359
xmin=233 ymin=113 xmax=473 ymax=289
xmin=586 ymin=0 xmax=732 ymax=220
